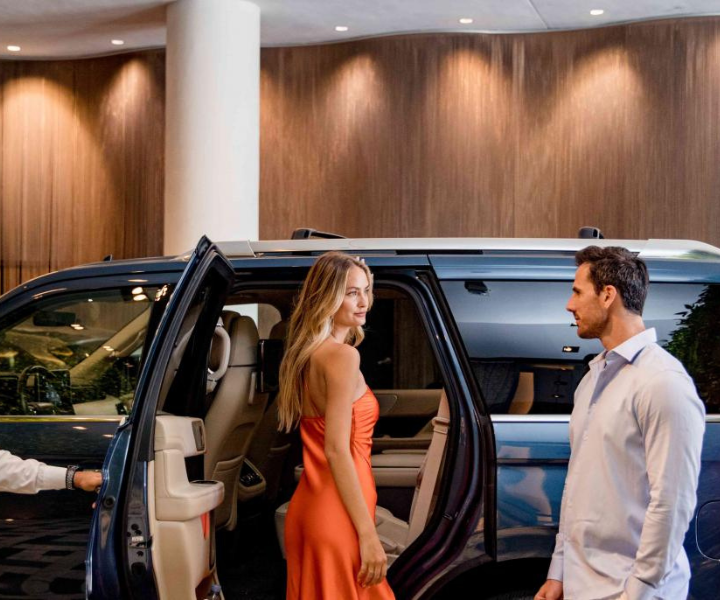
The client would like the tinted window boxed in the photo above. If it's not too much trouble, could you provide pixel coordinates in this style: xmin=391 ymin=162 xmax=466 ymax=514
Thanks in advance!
xmin=441 ymin=280 xmax=719 ymax=414
xmin=0 ymin=287 xmax=159 ymax=416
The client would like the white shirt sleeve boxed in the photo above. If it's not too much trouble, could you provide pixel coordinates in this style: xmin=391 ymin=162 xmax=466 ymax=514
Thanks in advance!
xmin=547 ymin=479 xmax=567 ymax=582
xmin=624 ymin=371 xmax=705 ymax=600
xmin=0 ymin=449 xmax=67 ymax=494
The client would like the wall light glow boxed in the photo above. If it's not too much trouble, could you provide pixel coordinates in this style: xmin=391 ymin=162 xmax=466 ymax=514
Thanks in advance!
xmin=7 ymin=45 xmax=20 ymax=52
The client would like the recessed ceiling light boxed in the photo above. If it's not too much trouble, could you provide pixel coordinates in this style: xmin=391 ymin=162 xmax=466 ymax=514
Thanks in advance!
xmin=335 ymin=26 xmax=349 ymax=32
xmin=7 ymin=45 xmax=20 ymax=52
xmin=459 ymin=18 xmax=474 ymax=24
xmin=590 ymin=9 xmax=605 ymax=16
xmin=111 ymin=39 xmax=125 ymax=46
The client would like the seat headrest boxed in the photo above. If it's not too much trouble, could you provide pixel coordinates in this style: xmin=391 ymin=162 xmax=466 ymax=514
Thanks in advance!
xmin=222 ymin=311 xmax=259 ymax=366
xmin=269 ymin=319 xmax=289 ymax=340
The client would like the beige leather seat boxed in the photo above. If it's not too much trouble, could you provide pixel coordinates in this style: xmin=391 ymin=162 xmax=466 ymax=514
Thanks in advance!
xmin=204 ymin=311 xmax=268 ymax=531
xmin=245 ymin=319 xmax=294 ymax=504
xmin=274 ymin=391 xmax=450 ymax=562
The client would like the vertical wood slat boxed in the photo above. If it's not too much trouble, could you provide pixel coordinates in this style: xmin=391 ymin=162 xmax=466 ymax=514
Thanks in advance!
xmin=0 ymin=51 xmax=165 ymax=294
xmin=259 ymin=18 xmax=720 ymax=248
xmin=4 ymin=19 xmax=720 ymax=294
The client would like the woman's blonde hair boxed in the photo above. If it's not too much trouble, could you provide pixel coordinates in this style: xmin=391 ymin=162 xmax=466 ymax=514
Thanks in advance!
xmin=277 ymin=251 xmax=373 ymax=431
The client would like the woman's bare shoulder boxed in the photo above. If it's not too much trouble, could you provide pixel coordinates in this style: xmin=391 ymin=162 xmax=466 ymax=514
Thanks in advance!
xmin=312 ymin=340 xmax=360 ymax=373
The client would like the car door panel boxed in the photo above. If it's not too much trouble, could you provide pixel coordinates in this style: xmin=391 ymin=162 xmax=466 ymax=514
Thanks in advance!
xmin=373 ymin=388 xmax=441 ymax=452
xmin=87 ymin=237 xmax=233 ymax=600
xmin=151 ymin=415 xmax=223 ymax=599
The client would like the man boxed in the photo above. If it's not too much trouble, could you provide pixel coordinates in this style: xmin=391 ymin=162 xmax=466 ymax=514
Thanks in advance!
xmin=0 ymin=449 xmax=101 ymax=493
xmin=535 ymin=246 xmax=705 ymax=600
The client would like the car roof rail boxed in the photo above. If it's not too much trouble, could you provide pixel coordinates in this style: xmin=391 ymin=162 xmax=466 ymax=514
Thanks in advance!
xmin=246 ymin=237 xmax=720 ymax=261
xmin=578 ymin=226 xmax=604 ymax=239
xmin=290 ymin=228 xmax=347 ymax=240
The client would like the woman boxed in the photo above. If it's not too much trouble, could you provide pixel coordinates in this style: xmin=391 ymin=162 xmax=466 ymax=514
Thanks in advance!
xmin=279 ymin=251 xmax=395 ymax=600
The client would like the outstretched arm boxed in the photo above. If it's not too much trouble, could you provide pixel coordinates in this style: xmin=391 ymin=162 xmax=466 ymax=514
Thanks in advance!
xmin=0 ymin=450 xmax=66 ymax=493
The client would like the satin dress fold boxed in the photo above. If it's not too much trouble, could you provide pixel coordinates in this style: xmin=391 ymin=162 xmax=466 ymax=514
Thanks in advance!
xmin=284 ymin=387 xmax=396 ymax=600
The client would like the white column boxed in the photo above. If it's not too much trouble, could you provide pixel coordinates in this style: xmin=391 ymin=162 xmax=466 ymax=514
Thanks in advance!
xmin=164 ymin=0 xmax=260 ymax=255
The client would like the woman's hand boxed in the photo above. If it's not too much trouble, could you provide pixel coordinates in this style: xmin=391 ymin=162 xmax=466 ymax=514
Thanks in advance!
xmin=357 ymin=531 xmax=388 ymax=588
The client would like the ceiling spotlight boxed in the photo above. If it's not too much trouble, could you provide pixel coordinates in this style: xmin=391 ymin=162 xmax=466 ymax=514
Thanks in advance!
xmin=7 ymin=45 xmax=20 ymax=52
xmin=111 ymin=39 xmax=125 ymax=46
xmin=335 ymin=26 xmax=349 ymax=32
xmin=590 ymin=9 xmax=605 ymax=16
xmin=459 ymin=18 xmax=474 ymax=24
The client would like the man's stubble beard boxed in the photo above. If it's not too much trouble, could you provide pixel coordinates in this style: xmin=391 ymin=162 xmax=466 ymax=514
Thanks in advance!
xmin=577 ymin=313 xmax=609 ymax=340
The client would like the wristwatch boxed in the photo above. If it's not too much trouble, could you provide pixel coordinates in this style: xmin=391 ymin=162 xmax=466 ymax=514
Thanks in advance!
xmin=65 ymin=465 xmax=80 ymax=490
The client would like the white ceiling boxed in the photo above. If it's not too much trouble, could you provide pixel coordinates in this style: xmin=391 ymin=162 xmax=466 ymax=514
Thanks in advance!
xmin=1 ymin=0 xmax=720 ymax=59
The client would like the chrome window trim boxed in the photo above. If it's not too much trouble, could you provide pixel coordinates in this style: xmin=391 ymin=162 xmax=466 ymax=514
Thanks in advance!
xmin=491 ymin=414 xmax=720 ymax=423
xmin=0 ymin=415 xmax=124 ymax=423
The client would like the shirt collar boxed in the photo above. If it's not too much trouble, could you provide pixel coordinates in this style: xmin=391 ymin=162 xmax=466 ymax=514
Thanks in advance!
xmin=607 ymin=328 xmax=657 ymax=364
xmin=588 ymin=327 xmax=657 ymax=369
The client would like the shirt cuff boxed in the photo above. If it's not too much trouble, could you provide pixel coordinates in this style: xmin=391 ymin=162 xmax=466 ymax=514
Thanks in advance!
xmin=547 ymin=556 xmax=563 ymax=582
xmin=38 ymin=464 xmax=69 ymax=491
xmin=624 ymin=575 xmax=656 ymax=600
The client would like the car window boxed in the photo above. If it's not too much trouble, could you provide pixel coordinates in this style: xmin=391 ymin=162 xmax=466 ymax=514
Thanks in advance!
xmin=361 ymin=289 xmax=441 ymax=391
xmin=441 ymin=280 xmax=720 ymax=415
xmin=0 ymin=287 xmax=159 ymax=416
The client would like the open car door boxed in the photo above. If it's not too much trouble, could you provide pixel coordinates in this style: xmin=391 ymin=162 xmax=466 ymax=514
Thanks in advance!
xmin=86 ymin=236 xmax=235 ymax=600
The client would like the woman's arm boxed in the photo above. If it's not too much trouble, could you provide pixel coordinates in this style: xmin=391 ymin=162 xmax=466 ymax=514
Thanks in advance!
xmin=322 ymin=344 xmax=388 ymax=588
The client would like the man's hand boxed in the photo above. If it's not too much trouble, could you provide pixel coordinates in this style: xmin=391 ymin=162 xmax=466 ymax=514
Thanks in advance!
xmin=73 ymin=470 xmax=102 ymax=492
xmin=535 ymin=579 xmax=563 ymax=600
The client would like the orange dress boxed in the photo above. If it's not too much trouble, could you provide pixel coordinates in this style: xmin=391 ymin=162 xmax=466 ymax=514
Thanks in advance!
xmin=285 ymin=387 xmax=396 ymax=600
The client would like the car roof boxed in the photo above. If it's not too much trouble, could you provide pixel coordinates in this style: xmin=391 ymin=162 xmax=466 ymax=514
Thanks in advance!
xmin=3 ymin=237 xmax=719 ymax=305
xmin=216 ymin=237 xmax=720 ymax=261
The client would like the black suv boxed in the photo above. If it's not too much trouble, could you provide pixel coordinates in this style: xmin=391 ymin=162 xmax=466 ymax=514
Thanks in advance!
xmin=0 ymin=235 xmax=717 ymax=600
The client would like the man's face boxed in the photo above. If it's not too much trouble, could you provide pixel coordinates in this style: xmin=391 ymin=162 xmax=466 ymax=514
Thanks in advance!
xmin=566 ymin=263 xmax=609 ymax=339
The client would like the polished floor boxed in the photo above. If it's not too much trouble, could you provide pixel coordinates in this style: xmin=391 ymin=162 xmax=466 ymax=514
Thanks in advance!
xmin=0 ymin=517 xmax=87 ymax=599
xmin=0 ymin=513 xmax=287 ymax=600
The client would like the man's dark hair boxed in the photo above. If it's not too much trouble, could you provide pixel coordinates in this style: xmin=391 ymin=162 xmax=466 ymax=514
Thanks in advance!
xmin=575 ymin=246 xmax=649 ymax=315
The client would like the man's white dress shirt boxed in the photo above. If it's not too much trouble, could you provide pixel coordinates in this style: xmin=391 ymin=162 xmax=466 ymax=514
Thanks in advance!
xmin=548 ymin=328 xmax=705 ymax=600
xmin=0 ymin=450 xmax=67 ymax=493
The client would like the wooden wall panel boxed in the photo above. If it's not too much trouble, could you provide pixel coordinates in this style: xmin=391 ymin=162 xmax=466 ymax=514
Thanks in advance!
xmin=4 ymin=19 xmax=720 ymax=294
xmin=259 ymin=18 xmax=720 ymax=247
xmin=0 ymin=51 xmax=164 ymax=294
